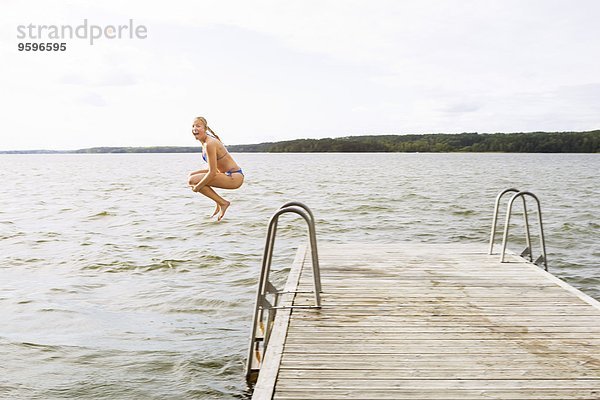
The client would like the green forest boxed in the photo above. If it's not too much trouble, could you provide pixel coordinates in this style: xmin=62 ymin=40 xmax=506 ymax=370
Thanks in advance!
xmin=233 ymin=130 xmax=599 ymax=153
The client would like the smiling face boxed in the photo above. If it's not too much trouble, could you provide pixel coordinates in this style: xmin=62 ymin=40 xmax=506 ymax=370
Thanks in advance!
xmin=192 ymin=119 xmax=207 ymax=142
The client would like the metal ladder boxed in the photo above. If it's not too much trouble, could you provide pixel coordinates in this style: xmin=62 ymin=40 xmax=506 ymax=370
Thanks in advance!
xmin=245 ymin=202 xmax=322 ymax=382
xmin=489 ymin=188 xmax=548 ymax=270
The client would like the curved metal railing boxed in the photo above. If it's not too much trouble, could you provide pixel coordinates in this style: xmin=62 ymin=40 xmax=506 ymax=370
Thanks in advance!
xmin=500 ymin=191 xmax=548 ymax=270
xmin=488 ymin=188 xmax=532 ymax=260
xmin=245 ymin=202 xmax=321 ymax=382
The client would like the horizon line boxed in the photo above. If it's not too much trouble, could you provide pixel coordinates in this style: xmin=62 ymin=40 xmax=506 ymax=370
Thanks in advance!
xmin=1 ymin=129 xmax=598 ymax=153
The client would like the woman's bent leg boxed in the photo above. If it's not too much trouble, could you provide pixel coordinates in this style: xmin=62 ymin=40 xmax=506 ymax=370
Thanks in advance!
xmin=188 ymin=173 xmax=231 ymax=220
xmin=203 ymin=186 xmax=229 ymax=217
xmin=188 ymin=172 xmax=244 ymax=190
xmin=198 ymin=186 xmax=230 ymax=220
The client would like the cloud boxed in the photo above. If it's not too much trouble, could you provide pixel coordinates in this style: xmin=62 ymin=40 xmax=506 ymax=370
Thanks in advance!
xmin=441 ymin=102 xmax=482 ymax=114
xmin=59 ymin=74 xmax=86 ymax=85
xmin=79 ymin=92 xmax=108 ymax=107
xmin=98 ymin=72 xmax=136 ymax=86
xmin=59 ymin=71 xmax=137 ymax=87
xmin=556 ymin=83 xmax=600 ymax=104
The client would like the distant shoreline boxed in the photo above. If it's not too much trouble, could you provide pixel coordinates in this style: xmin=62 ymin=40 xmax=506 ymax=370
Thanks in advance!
xmin=2 ymin=130 xmax=599 ymax=153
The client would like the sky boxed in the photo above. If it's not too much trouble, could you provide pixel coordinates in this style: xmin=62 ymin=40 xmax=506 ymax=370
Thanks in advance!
xmin=1 ymin=0 xmax=599 ymax=150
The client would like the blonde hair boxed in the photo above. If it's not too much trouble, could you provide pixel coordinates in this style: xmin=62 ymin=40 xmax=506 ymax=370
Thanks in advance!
xmin=194 ymin=116 xmax=223 ymax=143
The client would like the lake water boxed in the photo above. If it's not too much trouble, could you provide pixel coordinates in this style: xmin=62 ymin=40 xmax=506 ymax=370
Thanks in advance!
xmin=0 ymin=153 xmax=598 ymax=399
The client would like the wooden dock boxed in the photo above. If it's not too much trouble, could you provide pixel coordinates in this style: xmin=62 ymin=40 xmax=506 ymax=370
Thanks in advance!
xmin=251 ymin=242 xmax=600 ymax=400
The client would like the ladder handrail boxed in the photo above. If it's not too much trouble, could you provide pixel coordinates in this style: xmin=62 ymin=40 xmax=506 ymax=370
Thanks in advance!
xmin=488 ymin=188 xmax=532 ymax=259
xmin=260 ymin=205 xmax=322 ymax=303
xmin=500 ymin=191 xmax=548 ymax=271
xmin=246 ymin=203 xmax=321 ymax=382
xmin=278 ymin=201 xmax=321 ymax=292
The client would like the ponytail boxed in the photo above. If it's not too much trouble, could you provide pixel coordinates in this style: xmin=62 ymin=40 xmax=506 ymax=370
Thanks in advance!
xmin=207 ymin=126 xmax=223 ymax=143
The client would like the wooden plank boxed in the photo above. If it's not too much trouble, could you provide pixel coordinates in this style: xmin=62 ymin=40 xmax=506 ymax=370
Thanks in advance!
xmin=274 ymin=378 xmax=600 ymax=389
xmin=294 ymin=286 xmax=577 ymax=295
xmin=283 ymin=335 xmax=600 ymax=343
xmin=282 ymin=352 xmax=600 ymax=368
xmin=277 ymin=369 xmax=600 ymax=379
xmin=286 ymin=329 xmax=600 ymax=336
xmin=272 ymin=388 xmax=600 ymax=400
xmin=284 ymin=332 xmax=600 ymax=340
xmin=251 ymin=244 xmax=307 ymax=400
xmin=279 ymin=361 xmax=600 ymax=371
xmin=291 ymin=294 xmax=588 ymax=303
xmin=281 ymin=346 xmax=599 ymax=355
xmin=289 ymin=308 xmax=599 ymax=314
xmin=286 ymin=316 xmax=600 ymax=325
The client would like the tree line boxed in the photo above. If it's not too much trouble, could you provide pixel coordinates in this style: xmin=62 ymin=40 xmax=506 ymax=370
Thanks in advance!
xmin=236 ymin=131 xmax=599 ymax=153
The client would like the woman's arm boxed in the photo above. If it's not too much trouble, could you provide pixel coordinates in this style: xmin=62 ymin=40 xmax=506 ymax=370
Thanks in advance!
xmin=193 ymin=142 xmax=218 ymax=191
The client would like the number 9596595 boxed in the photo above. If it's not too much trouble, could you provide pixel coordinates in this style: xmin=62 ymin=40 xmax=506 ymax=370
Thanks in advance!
xmin=18 ymin=42 xmax=66 ymax=51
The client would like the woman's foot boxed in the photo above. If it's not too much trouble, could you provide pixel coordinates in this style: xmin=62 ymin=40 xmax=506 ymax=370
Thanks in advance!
xmin=217 ymin=200 xmax=230 ymax=221
xmin=210 ymin=204 xmax=220 ymax=218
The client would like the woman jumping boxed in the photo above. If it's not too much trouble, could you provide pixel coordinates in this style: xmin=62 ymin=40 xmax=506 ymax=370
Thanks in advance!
xmin=188 ymin=117 xmax=244 ymax=221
